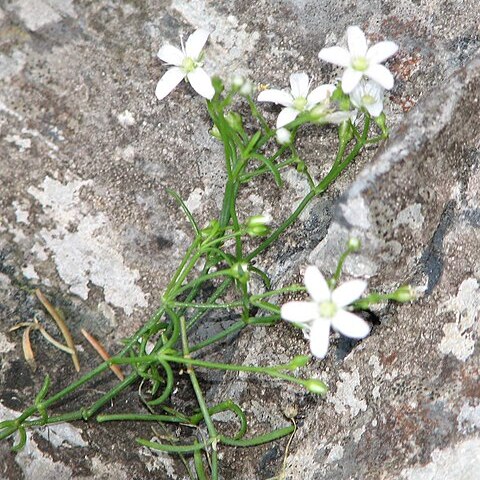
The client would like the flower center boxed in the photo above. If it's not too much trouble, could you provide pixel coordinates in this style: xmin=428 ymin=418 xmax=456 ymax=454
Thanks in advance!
xmin=318 ymin=300 xmax=337 ymax=319
xmin=362 ymin=93 xmax=376 ymax=105
xmin=352 ymin=56 xmax=369 ymax=72
xmin=182 ymin=56 xmax=197 ymax=73
xmin=293 ymin=96 xmax=308 ymax=112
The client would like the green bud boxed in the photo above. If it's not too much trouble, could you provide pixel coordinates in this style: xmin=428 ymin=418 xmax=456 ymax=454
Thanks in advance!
xmin=304 ymin=379 xmax=328 ymax=396
xmin=245 ymin=214 xmax=272 ymax=237
xmin=200 ymin=220 xmax=221 ymax=241
xmin=286 ymin=355 xmax=310 ymax=370
xmin=347 ymin=237 xmax=361 ymax=251
xmin=392 ymin=285 xmax=415 ymax=302
xmin=225 ymin=111 xmax=243 ymax=132
xmin=229 ymin=262 xmax=250 ymax=284
xmin=332 ymin=83 xmax=352 ymax=111
xmin=375 ymin=112 xmax=388 ymax=135
xmin=211 ymin=76 xmax=224 ymax=96
xmin=338 ymin=121 xmax=354 ymax=144
xmin=210 ymin=125 xmax=221 ymax=140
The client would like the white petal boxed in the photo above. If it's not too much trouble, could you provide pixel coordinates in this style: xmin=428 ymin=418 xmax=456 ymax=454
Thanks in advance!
xmin=276 ymin=107 xmax=299 ymax=128
xmin=155 ymin=67 xmax=185 ymax=100
xmin=347 ymin=26 xmax=368 ymax=58
xmin=257 ymin=89 xmax=293 ymax=107
xmin=307 ymin=84 xmax=335 ymax=107
xmin=185 ymin=29 xmax=210 ymax=59
xmin=304 ymin=266 xmax=330 ymax=303
xmin=367 ymin=41 xmax=398 ymax=64
xmin=331 ymin=310 xmax=370 ymax=339
xmin=366 ymin=64 xmax=394 ymax=90
xmin=366 ymin=100 xmax=383 ymax=117
xmin=309 ymin=319 xmax=331 ymax=359
xmin=341 ymin=68 xmax=363 ymax=93
xmin=157 ymin=44 xmax=185 ymax=66
xmin=290 ymin=72 xmax=310 ymax=98
xmin=281 ymin=301 xmax=318 ymax=324
xmin=332 ymin=280 xmax=367 ymax=307
xmin=187 ymin=68 xmax=215 ymax=99
xmin=318 ymin=46 xmax=351 ymax=67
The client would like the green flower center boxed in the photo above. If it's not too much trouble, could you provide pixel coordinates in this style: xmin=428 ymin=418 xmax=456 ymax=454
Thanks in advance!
xmin=362 ymin=93 xmax=376 ymax=105
xmin=352 ymin=56 xmax=369 ymax=72
xmin=182 ymin=56 xmax=196 ymax=73
xmin=293 ymin=96 xmax=308 ymax=112
xmin=319 ymin=300 xmax=337 ymax=319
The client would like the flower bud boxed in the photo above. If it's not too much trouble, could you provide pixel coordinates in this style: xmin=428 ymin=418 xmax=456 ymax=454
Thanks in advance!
xmin=200 ymin=220 xmax=221 ymax=241
xmin=304 ymin=379 xmax=328 ymax=395
xmin=245 ymin=214 xmax=272 ymax=236
xmin=276 ymin=127 xmax=291 ymax=145
xmin=225 ymin=112 xmax=243 ymax=133
xmin=391 ymin=285 xmax=415 ymax=302
xmin=375 ymin=112 xmax=388 ymax=135
xmin=347 ymin=237 xmax=361 ymax=251
xmin=232 ymin=74 xmax=245 ymax=89
xmin=228 ymin=262 xmax=250 ymax=284
xmin=210 ymin=125 xmax=221 ymax=140
xmin=286 ymin=355 xmax=310 ymax=370
xmin=239 ymin=79 xmax=254 ymax=97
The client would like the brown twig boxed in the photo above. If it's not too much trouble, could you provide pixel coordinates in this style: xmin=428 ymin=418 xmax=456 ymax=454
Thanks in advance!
xmin=81 ymin=328 xmax=125 ymax=381
xmin=35 ymin=289 xmax=80 ymax=372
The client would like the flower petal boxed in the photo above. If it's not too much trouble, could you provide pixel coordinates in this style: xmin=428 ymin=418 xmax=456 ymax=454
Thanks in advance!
xmin=347 ymin=26 xmax=368 ymax=58
xmin=366 ymin=64 xmax=394 ymax=89
xmin=318 ymin=46 xmax=351 ymax=67
xmin=304 ymin=266 xmax=330 ymax=303
xmin=157 ymin=44 xmax=185 ymax=66
xmin=187 ymin=68 xmax=215 ymax=99
xmin=155 ymin=67 xmax=185 ymax=100
xmin=290 ymin=72 xmax=310 ymax=98
xmin=281 ymin=301 xmax=318 ymax=324
xmin=367 ymin=41 xmax=398 ymax=64
xmin=276 ymin=107 xmax=299 ymax=128
xmin=185 ymin=28 xmax=210 ymax=59
xmin=309 ymin=319 xmax=331 ymax=358
xmin=341 ymin=68 xmax=363 ymax=93
xmin=258 ymin=89 xmax=293 ymax=107
xmin=366 ymin=100 xmax=383 ymax=117
xmin=331 ymin=310 xmax=370 ymax=339
xmin=323 ymin=111 xmax=357 ymax=124
xmin=332 ymin=279 xmax=367 ymax=307
xmin=307 ymin=84 xmax=335 ymax=107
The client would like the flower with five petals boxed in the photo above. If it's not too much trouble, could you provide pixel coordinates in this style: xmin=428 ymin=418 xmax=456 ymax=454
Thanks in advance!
xmin=155 ymin=29 xmax=215 ymax=101
xmin=318 ymin=26 xmax=398 ymax=94
xmin=281 ymin=266 xmax=370 ymax=359
xmin=258 ymin=72 xmax=335 ymax=128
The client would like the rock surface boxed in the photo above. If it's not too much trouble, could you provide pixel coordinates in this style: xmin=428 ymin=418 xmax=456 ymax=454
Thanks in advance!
xmin=1 ymin=1 xmax=479 ymax=479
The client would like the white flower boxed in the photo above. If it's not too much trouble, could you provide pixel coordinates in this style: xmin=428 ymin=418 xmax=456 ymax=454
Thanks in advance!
xmin=258 ymin=72 xmax=335 ymax=128
xmin=281 ymin=266 xmax=370 ymax=359
xmin=350 ymin=79 xmax=384 ymax=117
xmin=155 ymin=29 xmax=215 ymax=101
xmin=275 ymin=127 xmax=292 ymax=145
xmin=318 ymin=26 xmax=398 ymax=94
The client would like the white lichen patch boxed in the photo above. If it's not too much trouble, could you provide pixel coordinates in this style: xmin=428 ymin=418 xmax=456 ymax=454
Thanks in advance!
xmin=13 ymin=200 xmax=30 ymax=224
xmin=394 ymin=203 xmax=425 ymax=230
xmin=9 ymin=0 xmax=76 ymax=31
xmin=28 ymin=176 xmax=148 ymax=315
xmin=22 ymin=264 xmax=39 ymax=280
xmin=185 ymin=187 xmax=206 ymax=213
xmin=117 ymin=109 xmax=136 ymax=127
xmin=5 ymin=133 xmax=31 ymax=152
xmin=0 ymin=50 xmax=26 ymax=81
xmin=437 ymin=278 xmax=479 ymax=361
xmin=457 ymin=402 xmax=480 ymax=434
xmin=326 ymin=444 xmax=344 ymax=463
xmin=328 ymin=368 xmax=367 ymax=418
xmin=140 ymin=443 xmax=178 ymax=476
xmin=400 ymin=437 xmax=480 ymax=480
xmin=172 ymin=0 xmax=260 ymax=75
xmin=0 ymin=332 xmax=15 ymax=354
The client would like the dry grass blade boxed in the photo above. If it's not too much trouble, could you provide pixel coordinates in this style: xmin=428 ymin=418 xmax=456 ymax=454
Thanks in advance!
xmin=81 ymin=328 xmax=125 ymax=381
xmin=22 ymin=325 xmax=36 ymax=371
xmin=35 ymin=289 xmax=80 ymax=372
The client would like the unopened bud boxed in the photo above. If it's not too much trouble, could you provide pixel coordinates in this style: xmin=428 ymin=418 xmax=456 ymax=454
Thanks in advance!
xmin=229 ymin=262 xmax=250 ymax=284
xmin=287 ymin=355 xmax=310 ymax=370
xmin=392 ymin=285 xmax=415 ymax=302
xmin=304 ymin=379 xmax=328 ymax=396
xmin=276 ymin=127 xmax=291 ymax=145
xmin=246 ymin=214 xmax=272 ymax=236
xmin=347 ymin=237 xmax=361 ymax=251
xmin=225 ymin=112 xmax=243 ymax=132
xmin=210 ymin=125 xmax=221 ymax=140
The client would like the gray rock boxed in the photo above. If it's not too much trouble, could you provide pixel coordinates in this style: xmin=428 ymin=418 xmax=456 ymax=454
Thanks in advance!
xmin=0 ymin=0 xmax=479 ymax=479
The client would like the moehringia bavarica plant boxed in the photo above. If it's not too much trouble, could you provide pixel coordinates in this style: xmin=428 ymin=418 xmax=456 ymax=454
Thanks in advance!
xmin=1 ymin=25 xmax=414 ymax=480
